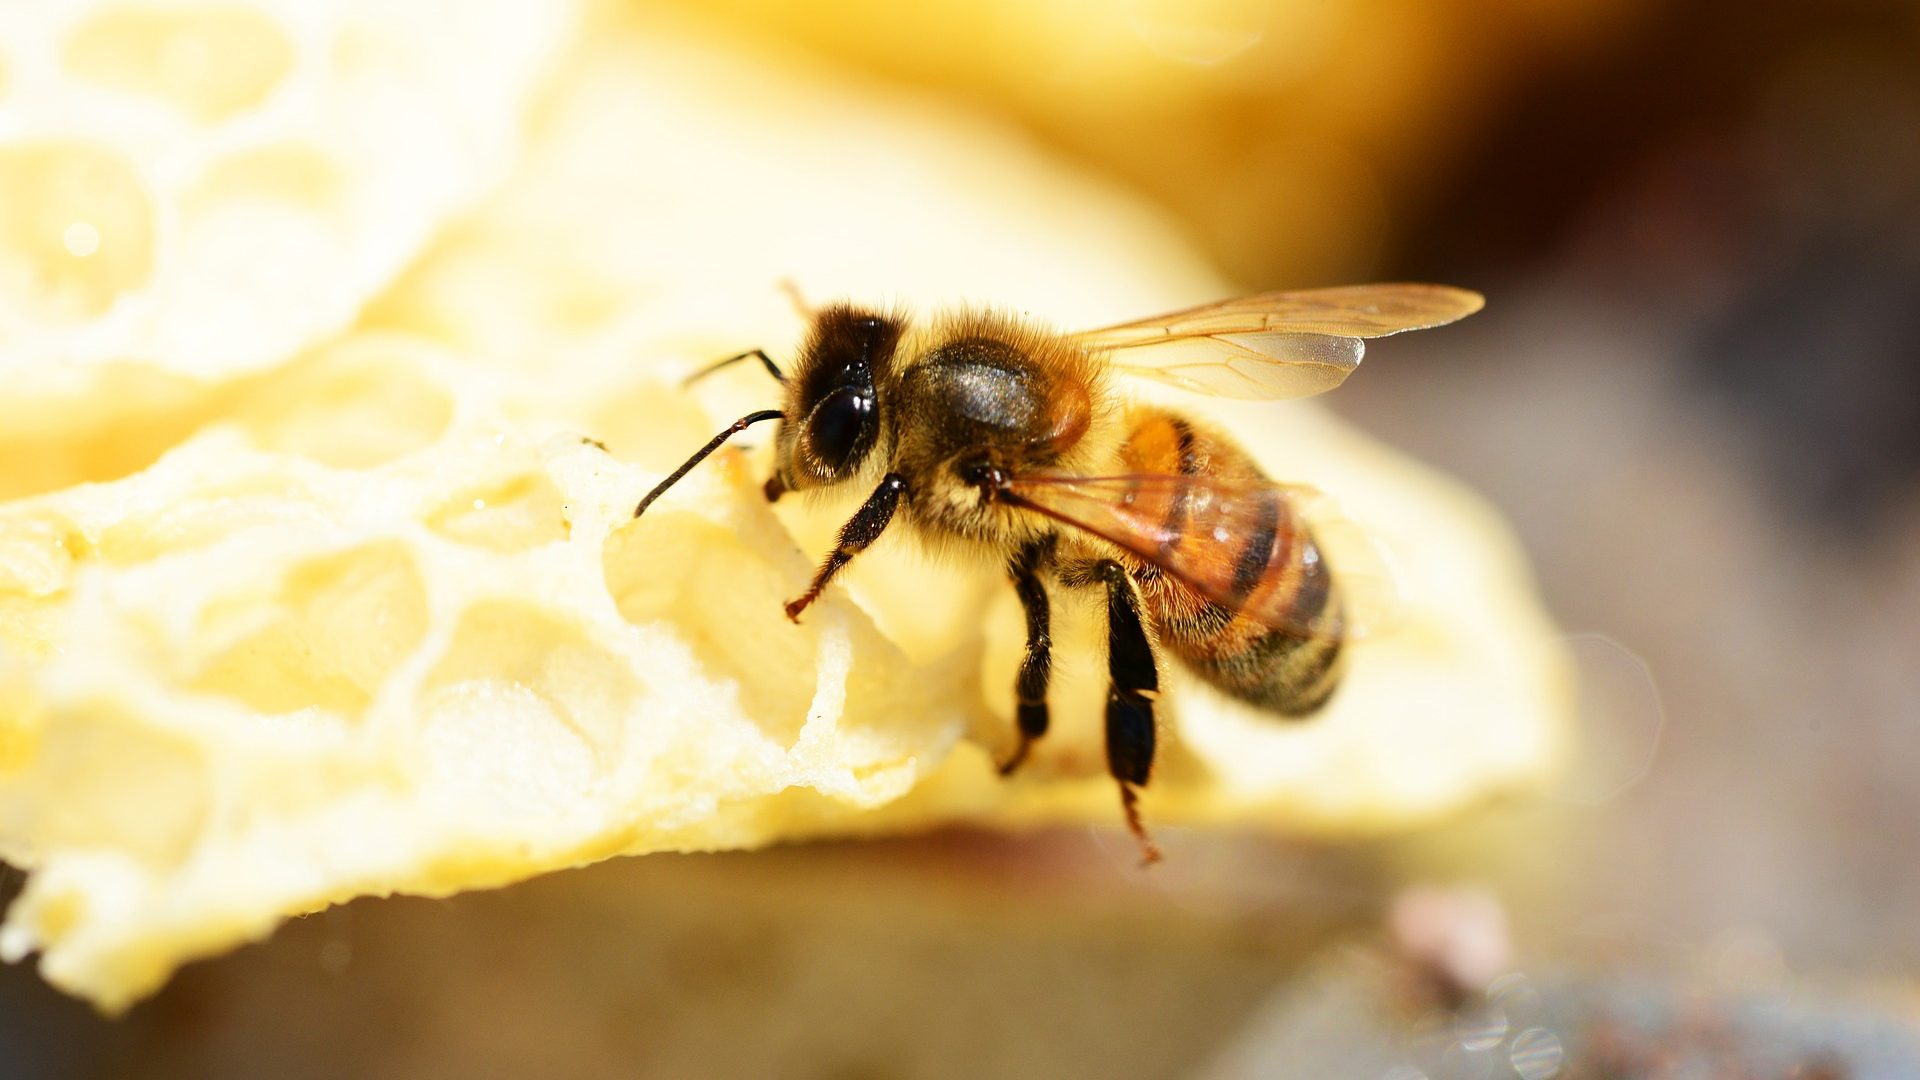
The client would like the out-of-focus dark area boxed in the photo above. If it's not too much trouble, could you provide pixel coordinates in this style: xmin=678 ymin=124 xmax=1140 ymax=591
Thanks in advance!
xmin=6 ymin=0 xmax=1919 ymax=1075
xmin=1406 ymin=0 xmax=1920 ymax=528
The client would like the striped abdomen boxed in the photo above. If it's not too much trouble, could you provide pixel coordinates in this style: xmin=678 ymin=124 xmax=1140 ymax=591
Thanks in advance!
xmin=1116 ymin=407 xmax=1345 ymax=716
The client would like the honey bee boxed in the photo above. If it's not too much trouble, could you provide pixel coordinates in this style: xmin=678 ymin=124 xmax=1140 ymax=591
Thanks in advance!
xmin=634 ymin=284 xmax=1483 ymax=862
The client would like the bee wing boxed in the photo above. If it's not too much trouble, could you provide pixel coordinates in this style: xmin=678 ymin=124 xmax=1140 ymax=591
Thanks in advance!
xmin=1070 ymin=284 xmax=1484 ymax=400
xmin=1001 ymin=473 xmax=1398 ymax=638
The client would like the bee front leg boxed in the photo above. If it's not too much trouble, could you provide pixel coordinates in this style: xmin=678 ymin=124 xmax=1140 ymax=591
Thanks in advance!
xmin=1098 ymin=560 xmax=1163 ymax=866
xmin=999 ymin=536 xmax=1057 ymax=776
xmin=785 ymin=474 xmax=907 ymax=623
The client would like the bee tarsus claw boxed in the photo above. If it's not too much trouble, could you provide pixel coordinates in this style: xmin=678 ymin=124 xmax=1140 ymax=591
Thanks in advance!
xmin=996 ymin=738 xmax=1033 ymax=777
xmin=1119 ymin=784 xmax=1163 ymax=867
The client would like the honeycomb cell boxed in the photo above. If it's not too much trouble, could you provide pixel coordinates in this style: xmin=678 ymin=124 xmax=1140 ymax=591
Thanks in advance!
xmin=418 ymin=602 xmax=637 ymax=812
xmin=95 ymin=475 xmax=322 ymax=564
xmin=188 ymin=144 xmax=345 ymax=217
xmin=366 ymin=232 xmax=627 ymax=353
xmin=0 ymin=705 xmax=209 ymax=869
xmin=0 ymin=514 xmax=81 ymax=663
xmin=0 ymin=597 xmax=60 ymax=665
xmin=0 ymin=142 xmax=156 ymax=329
xmin=604 ymin=515 xmax=818 ymax=747
xmin=585 ymin=381 xmax=753 ymax=474
xmin=190 ymin=542 xmax=429 ymax=723
xmin=426 ymin=474 xmax=569 ymax=553
xmin=62 ymin=4 xmax=295 ymax=124
xmin=0 ymin=514 xmax=82 ymax=599
xmin=234 ymin=342 xmax=454 ymax=469
xmin=0 ymin=367 xmax=232 ymax=502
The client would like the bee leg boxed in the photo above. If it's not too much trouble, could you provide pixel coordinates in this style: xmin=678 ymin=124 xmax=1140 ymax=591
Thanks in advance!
xmin=999 ymin=536 xmax=1056 ymax=776
xmin=784 ymin=473 xmax=908 ymax=623
xmin=1098 ymin=560 xmax=1163 ymax=866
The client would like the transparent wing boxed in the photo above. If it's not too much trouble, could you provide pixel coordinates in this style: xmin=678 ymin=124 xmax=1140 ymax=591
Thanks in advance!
xmin=999 ymin=473 xmax=1397 ymax=638
xmin=1071 ymin=283 xmax=1483 ymax=400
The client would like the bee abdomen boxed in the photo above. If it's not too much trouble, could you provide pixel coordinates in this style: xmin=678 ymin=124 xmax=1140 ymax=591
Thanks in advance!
xmin=1119 ymin=407 xmax=1346 ymax=717
xmin=1159 ymin=572 xmax=1345 ymax=717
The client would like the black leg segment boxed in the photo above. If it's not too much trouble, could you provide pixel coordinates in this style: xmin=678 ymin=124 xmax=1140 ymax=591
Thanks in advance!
xmin=1099 ymin=560 xmax=1162 ymax=865
xmin=785 ymin=473 xmax=908 ymax=622
xmin=1000 ymin=536 xmax=1056 ymax=776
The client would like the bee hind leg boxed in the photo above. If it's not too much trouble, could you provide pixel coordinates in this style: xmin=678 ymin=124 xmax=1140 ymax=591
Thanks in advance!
xmin=1000 ymin=537 xmax=1056 ymax=776
xmin=1097 ymin=560 xmax=1162 ymax=866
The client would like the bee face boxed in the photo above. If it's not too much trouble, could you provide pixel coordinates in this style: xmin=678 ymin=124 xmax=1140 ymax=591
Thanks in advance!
xmin=774 ymin=305 xmax=904 ymax=492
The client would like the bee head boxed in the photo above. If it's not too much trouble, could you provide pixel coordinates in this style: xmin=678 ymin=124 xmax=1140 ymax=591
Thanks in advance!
xmin=774 ymin=305 xmax=903 ymax=491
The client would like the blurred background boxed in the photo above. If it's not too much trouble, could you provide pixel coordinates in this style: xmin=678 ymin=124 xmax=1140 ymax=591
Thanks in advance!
xmin=5 ymin=0 xmax=1919 ymax=1075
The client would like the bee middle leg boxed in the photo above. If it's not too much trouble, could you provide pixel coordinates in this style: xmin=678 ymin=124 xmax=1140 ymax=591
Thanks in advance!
xmin=1098 ymin=560 xmax=1163 ymax=866
xmin=785 ymin=473 xmax=908 ymax=623
xmin=999 ymin=536 xmax=1056 ymax=776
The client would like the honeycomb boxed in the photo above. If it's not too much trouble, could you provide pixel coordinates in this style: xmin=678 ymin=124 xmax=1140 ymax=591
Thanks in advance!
xmin=0 ymin=5 xmax=1570 ymax=1010
xmin=0 ymin=0 xmax=578 ymax=497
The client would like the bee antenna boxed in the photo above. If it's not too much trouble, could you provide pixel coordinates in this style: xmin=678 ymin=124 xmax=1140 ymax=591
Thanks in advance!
xmin=634 ymin=409 xmax=785 ymax=518
xmin=683 ymin=349 xmax=785 ymax=387
xmin=777 ymin=278 xmax=815 ymax=319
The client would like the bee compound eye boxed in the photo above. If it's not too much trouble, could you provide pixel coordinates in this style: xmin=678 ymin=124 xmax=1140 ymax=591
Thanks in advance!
xmin=806 ymin=386 xmax=872 ymax=472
